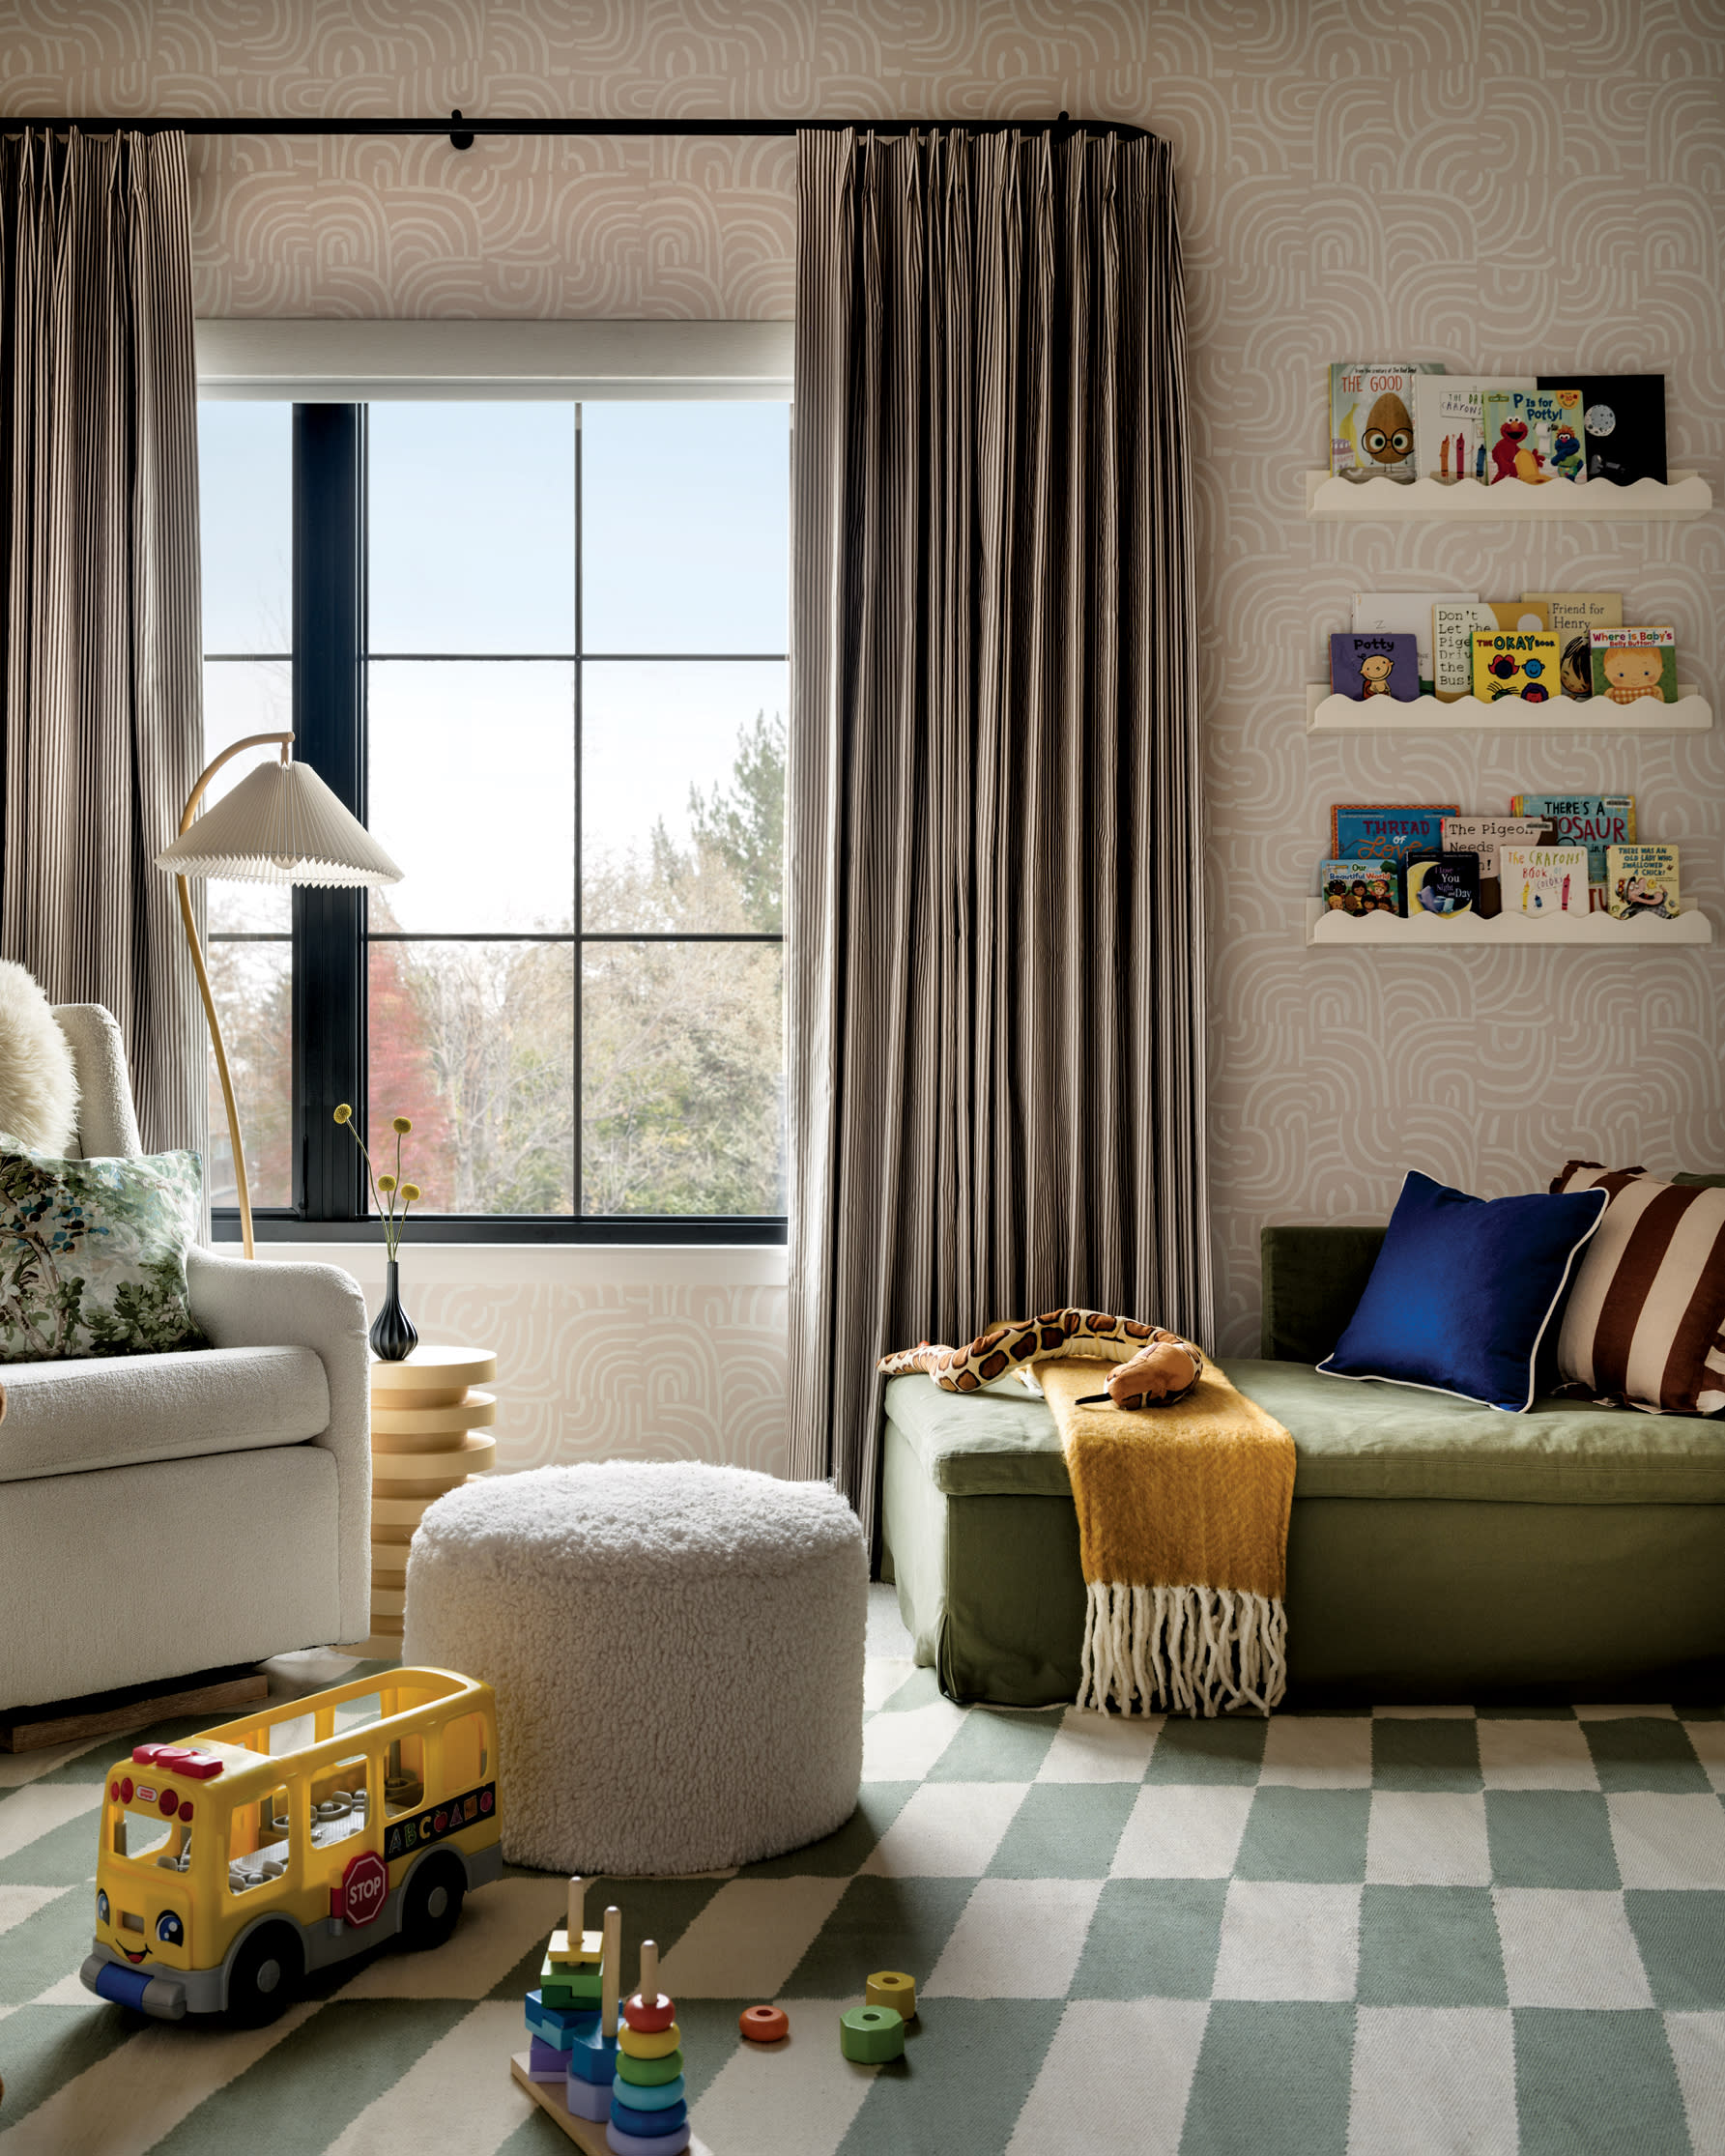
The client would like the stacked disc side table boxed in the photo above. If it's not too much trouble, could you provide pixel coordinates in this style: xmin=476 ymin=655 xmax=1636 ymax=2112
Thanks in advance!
xmin=362 ymin=1345 xmax=498 ymax=1660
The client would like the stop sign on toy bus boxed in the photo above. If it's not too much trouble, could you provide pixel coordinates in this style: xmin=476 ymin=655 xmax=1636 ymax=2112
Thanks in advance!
xmin=332 ymin=1851 xmax=388 ymax=1927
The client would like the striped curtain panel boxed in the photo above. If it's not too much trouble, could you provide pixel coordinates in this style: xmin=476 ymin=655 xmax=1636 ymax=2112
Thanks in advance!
xmin=787 ymin=126 xmax=1211 ymax=1540
xmin=0 ymin=128 xmax=205 ymax=1158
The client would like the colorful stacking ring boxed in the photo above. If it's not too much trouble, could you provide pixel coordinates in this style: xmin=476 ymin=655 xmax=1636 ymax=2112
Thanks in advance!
xmin=617 ymin=2021 xmax=680 ymax=2061
xmin=610 ymin=2074 xmax=685 ymax=2113
xmin=839 ymin=2004 xmax=906 ymax=2062
xmin=739 ymin=2002 xmax=791 ymax=2043
xmin=623 ymin=1989 xmax=677 ymax=2034
xmin=617 ymin=2046 xmax=683 ymax=2087
xmin=865 ymin=1970 xmax=916 ymax=2018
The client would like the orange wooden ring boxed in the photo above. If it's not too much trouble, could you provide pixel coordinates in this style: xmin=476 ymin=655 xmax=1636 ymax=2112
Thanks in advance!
xmin=739 ymin=2003 xmax=790 ymax=2044
xmin=624 ymin=1990 xmax=676 ymax=2033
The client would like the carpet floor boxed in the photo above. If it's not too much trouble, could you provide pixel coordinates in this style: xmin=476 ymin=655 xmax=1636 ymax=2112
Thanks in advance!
xmin=3 ymin=1633 xmax=1725 ymax=2154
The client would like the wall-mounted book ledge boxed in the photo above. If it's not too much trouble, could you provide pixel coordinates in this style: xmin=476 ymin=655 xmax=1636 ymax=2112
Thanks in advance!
xmin=1304 ymin=898 xmax=1713 ymax=949
xmin=1304 ymin=471 xmax=1712 ymax=521
xmin=1306 ymin=685 xmax=1711 ymax=733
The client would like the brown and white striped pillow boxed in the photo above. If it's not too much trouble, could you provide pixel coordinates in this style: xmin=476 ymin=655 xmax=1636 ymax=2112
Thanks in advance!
xmin=1548 ymin=1163 xmax=1725 ymax=1414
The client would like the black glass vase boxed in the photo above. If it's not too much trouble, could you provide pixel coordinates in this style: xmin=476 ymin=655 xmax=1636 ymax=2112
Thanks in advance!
xmin=369 ymin=1258 xmax=418 ymax=1363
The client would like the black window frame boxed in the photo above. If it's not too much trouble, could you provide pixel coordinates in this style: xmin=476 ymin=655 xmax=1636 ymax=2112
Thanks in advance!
xmin=209 ymin=398 xmax=788 ymax=1248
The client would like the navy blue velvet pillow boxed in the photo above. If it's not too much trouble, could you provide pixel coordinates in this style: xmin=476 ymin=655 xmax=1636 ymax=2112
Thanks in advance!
xmin=1316 ymin=1170 xmax=1607 ymax=1412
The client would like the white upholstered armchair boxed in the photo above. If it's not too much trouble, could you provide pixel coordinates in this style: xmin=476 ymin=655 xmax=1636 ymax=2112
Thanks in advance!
xmin=0 ymin=1006 xmax=371 ymax=1711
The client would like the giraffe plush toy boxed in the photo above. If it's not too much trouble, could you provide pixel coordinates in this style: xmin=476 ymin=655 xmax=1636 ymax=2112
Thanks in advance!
xmin=877 ymin=1308 xmax=1203 ymax=1410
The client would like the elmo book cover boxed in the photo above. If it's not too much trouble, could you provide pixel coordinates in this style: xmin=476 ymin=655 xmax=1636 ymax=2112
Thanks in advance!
xmin=1481 ymin=388 xmax=1587 ymax=484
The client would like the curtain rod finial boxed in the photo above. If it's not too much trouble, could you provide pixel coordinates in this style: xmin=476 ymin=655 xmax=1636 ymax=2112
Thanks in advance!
xmin=449 ymin=108 xmax=474 ymax=151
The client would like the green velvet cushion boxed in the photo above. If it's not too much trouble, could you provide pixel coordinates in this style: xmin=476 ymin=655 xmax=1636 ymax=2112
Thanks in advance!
xmin=1677 ymin=1172 xmax=1725 ymax=1188
xmin=0 ymin=1144 xmax=207 ymax=1362
xmin=1259 ymin=1223 xmax=1387 ymax=1362
xmin=887 ymin=1360 xmax=1725 ymax=1508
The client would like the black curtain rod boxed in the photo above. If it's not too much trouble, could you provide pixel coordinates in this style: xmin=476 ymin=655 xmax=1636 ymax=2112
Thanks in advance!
xmin=0 ymin=111 xmax=1147 ymax=148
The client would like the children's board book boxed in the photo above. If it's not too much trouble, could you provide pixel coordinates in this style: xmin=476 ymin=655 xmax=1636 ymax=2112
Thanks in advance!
xmin=1481 ymin=388 xmax=1586 ymax=484
xmin=1440 ymin=817 xmax=1556 ymax=879
xmin=1350 ymin=592 xmax=1476 ymax=695
xmin=1522 ymin=592 xmax=1623 ymax=699
xmin=1607 ymin=844 xmax=1680 ymax=921
xmin=1330 ymin=805 xmax=1460 ymax=868
xmin=1509 ymin=793 xmax=1634 ymax=904
xmin=1502 ymin=845 xmax=1590 ymax=915
xmin=1330 ymin=362 xmax=1444 ymax=483
xmin=1486 ymin=600 xmax=1551 ymax=635
xmin=1539 ymin=373 xmax=1666 ymax=486
xmin=1432 ymin=603 xmax=1501 ymax=701
xmin=1319 ymin=859 xmax=1401 ymax=915
xmin=1330 ymin=631 xmax=1420 ymax=701
xmin=1406 ymin=850 xmax=1480 ymax=917
xmin=1473 ymin=629 xmax=1562 ymax=701
xmin=1590 ymin=626 xmax=1678 ymax=704
xmin=1413 ymin=375 xmax=1535 ymax=483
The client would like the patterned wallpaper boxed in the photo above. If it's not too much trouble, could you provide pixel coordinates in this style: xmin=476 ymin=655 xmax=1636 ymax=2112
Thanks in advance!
xmin=11 ymin=1 xmax=1722 ymax=1415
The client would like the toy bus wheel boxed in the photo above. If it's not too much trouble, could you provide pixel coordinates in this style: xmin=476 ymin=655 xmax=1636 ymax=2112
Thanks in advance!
xmin=400 ymin=1853 xmax=465 ymax=1951
xmin=226 ymin=1922 xmax=303 ymax=2026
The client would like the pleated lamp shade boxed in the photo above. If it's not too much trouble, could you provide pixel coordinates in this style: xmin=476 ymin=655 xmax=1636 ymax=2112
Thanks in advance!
xmin=156 ymin=760 xmax=402 ymax=887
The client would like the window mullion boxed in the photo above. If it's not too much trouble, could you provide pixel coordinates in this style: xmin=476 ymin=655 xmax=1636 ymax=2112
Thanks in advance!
xmin=291 ymin=403 xmax=369 ymax=1223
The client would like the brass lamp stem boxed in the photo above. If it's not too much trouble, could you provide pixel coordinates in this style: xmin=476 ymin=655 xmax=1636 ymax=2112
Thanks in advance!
xmin=175 ymin=732 xmax=294 ymax=1260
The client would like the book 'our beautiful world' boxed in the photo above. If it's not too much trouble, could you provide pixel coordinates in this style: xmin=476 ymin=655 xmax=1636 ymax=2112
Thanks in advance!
xmin=1590 ymin=626 xmax=1677 ymax=704
xmin=1330 ymin=631 xmax=1420 ymax=701
xmin=1606 ymin=845 xmax=1680 ymax=920
xmin=1318 ymin=859 xmax=1401 ymax=915
xmin=1330 ymin=361 xmax=1445 ymax=484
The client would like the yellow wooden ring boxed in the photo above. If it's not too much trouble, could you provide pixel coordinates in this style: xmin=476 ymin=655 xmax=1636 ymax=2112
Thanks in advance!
xmin=617 ymin=2021 xmax=680 ymax=2061
xmin=866 ymin=1970 xmax=916 ymax=2017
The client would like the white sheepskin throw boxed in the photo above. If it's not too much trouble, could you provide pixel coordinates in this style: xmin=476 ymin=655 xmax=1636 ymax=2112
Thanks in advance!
xmin=402 ymin=1461 xmax=868 ymax=1876
xmin=0 ymin=962 xmax=78 ymax=1154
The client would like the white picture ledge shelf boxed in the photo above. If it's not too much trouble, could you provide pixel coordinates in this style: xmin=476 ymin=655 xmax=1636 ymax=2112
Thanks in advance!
xmin=1304 ymin=470 xmax=1712 ymax=521
xmin=1305 ymin=898 xmax=1712 ymax=949
xmin=1307 ymin=685 xmax=1711 ymax=733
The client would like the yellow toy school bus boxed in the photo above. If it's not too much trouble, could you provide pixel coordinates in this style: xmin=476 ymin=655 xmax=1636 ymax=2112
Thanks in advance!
xmin=79 ymin=1667 xmax=502 ymax=2025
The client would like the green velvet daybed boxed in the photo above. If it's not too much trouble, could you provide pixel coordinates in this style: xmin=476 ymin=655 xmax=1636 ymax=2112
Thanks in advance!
xmin=880 ymin=1224 xmax=1725 ymax=1704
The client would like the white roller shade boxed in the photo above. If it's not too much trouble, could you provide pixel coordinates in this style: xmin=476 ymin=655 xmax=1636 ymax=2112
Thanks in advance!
xmin=194 ymin=318 xmax=793 ymax=401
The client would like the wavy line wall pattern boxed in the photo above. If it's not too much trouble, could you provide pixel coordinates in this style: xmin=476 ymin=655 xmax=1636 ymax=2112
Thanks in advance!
xmin=7 ymin=1 xmax=1721 ymax=1459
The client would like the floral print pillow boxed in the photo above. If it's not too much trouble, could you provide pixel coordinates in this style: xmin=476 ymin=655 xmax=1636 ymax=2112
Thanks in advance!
xmin=0 ymin=1143 xmax=208 ymax=1361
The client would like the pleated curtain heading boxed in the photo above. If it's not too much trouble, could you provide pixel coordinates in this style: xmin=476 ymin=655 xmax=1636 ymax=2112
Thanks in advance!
xmin=787 ymin=125 xmax=1210 ymax=1540
xmin=0 ymin=127 xmax=204 ymax=1158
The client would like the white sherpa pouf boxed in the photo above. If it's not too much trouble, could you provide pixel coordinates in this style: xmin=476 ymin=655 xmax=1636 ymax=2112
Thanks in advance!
xmin=401 ymin=1461 xmax=868 ymax=1876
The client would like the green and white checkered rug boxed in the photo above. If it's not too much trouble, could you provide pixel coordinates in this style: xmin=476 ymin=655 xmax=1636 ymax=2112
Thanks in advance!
xmin=4 ymin=1643 xmax=1725 ymax=2154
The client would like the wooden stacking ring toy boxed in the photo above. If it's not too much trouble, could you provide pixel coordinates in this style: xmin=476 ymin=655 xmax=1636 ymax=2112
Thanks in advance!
xmin=865 ymin=1970 xmax=917 ymax=2019
xmin=624 ymin=1988 xmax=677 ymax=2034
xmin=617 ymin=2019 xmax=681 ymax=2061
xmin=839 ymin=2003 xmax=906 ymax=2062
xmin=739 ymin=2003 xmax=791 ymax=2043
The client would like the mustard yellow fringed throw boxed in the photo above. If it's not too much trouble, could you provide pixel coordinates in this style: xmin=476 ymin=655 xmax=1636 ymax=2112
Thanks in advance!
xmin=1036 ymin=1357 xmax=1297 ymax=1717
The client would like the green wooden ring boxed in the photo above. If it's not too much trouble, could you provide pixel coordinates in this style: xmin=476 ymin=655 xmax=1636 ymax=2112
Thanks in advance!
xmin=839 ymin=2004 xmax=906 ymax=2062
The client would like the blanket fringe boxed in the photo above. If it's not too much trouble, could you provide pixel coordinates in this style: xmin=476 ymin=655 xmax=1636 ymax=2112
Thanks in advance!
xmin=1078 ymin=1581 xmax=1287 ymax=1716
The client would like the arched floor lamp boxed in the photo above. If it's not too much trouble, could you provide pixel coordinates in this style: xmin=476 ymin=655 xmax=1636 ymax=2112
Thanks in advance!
xmin=155 ymin=732 xmax=402 ymax=1258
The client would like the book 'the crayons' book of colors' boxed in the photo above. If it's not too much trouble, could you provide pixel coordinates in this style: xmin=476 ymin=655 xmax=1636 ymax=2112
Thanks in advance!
xmin=1501 ymin=845 xmax=1590 ymax=915
xmin=1330 ymin=631 xmax=1421 ymax=701
xmin=1413 ymin=375 xmax=1535 ymax=483
xmin=1473 ymin=629 xmax=1563 ymax=701
xmin=1331 ymin=805 xmax=1461 ymax=868
xmin=1330 ymin=361 xmax=1445 ymax=483
xmin=1509 ymin=794 xmax=1634 ymax=906
xmin=1318 ymin=859 xmax=1402 ymax=915
xmin=1590 ymin=626 xmax=1678 ymax=704
xmin=1606 ymin=844 xmax=1680 ymax=921
xmin=1481 ymin=388 xmax=1587 ymax=484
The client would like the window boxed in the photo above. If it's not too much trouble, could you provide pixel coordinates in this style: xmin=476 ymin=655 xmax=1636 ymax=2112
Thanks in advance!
xmin=196 ymin=395 xmax=790 ymax=1241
